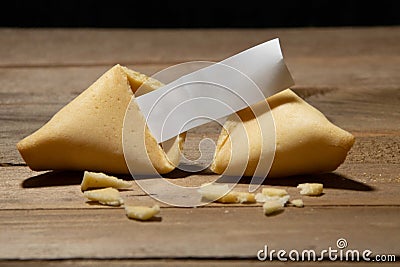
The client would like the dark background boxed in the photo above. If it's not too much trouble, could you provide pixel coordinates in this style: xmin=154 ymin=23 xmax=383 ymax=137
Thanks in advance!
xmin=1 ymin=0 xmax=399 ymax=28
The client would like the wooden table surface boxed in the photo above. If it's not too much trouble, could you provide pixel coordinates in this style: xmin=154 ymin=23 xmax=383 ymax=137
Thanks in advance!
xmin=0 ymin=27 xmax=399 ymax=266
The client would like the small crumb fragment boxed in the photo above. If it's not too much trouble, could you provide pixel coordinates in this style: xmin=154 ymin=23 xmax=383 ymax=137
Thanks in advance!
xmin=219 ymin=191 xmax=256 ymax=204
xmin=81 ymin=171 xmax=132 ymax=191
xmin=198 ymin=183 xmax=255 ymax=203
xmin=255 ymin=187 xmax=290 ymax=205
xmin=83 ymin=187 xmax=124 ymax=206
xmin=263 ymin=200 xmax=284 ymax=216
xmin=198 ymin=183 xmax=228 ymax=201
xmin=262 ymin=188 xmax=288 ymax=197
xmin=297 ymin=183 xmax=323 ymax=196
xmin=125 ymin=205 xmax=160 ymax=221
xmin=255 ymin=193 xmax=290 ymax=205
xmin=290 ymin=199 xmax=304 ymax=207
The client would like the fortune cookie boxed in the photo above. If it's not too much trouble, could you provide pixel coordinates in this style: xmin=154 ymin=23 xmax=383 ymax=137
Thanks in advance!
xmin=210 ymin=89 xmax=355 ymax=178
xmin=17 ymin=65 xmax=184 ymax=174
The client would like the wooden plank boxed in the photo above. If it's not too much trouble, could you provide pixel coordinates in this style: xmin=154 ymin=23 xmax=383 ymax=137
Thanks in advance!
xmin=304 ymin=88 xmax=400 ymax=134
xmin=1 ymin=68 xmax=399 ymax=163
xmin=0 ymin=164 xmax=399 ymax=210
xmin=0 ymin=66 xmax=168 ymax=95
xmin=0 ymin=207 xmax=398 ymax=260
xmin=0 ymin=259 xmax=398 ymax=267
xmin=0 ymin=57 xmax=399 ymax=97
xmin=0 ymin=27 xmax=399 ymax=67
xmin=289 ymin=56 xmax=400 ymax=91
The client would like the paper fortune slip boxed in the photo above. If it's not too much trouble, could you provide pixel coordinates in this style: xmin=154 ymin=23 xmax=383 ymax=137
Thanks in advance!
xmin=136 ymin=38 xmax=294 ymax=143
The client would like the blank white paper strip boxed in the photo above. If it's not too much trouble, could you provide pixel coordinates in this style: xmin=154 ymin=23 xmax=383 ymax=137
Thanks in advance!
xmin=135 ymin=38 xmax=294 ymax=143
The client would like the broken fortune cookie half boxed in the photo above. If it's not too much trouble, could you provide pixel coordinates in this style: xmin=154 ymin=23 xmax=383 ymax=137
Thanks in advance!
xmin=210 ymin=89 xmax=355 ymax=178
xmin=17 ymin=65 xmax=184 ymax=174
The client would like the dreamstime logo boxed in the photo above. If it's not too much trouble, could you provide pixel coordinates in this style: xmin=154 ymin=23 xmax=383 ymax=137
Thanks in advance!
xmin=257 ymin=238 xmax=396 ymax=262
xmin=122 ymin=61 xmax=276 ymax=207
xmin=336 ymin=238 xmax=348 ymax=249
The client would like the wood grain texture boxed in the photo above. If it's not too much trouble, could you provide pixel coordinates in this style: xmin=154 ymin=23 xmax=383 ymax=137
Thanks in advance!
xmin=0 ymin=28 xmax=399 ymax=264
xmin=1 ymin=260 xmax=398 ymax=267
xmin=0 ymin=27 xmax=399 ymax=66
xmin=0 ymin=207 xmax=398 ymax=260
xmin=0 ymin=164 xmax=399 ymax=210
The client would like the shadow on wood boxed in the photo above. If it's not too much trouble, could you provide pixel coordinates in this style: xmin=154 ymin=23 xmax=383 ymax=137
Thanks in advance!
xmin=20 ymin=169 xmax=187 ymax=188
xmin=21 ymin=170 xmax=84 ymax=188
xmin=84 ymin=200 xmax=121 ymax=207
xmin=21 ymin=169 xmax=374 ymax=192
xmin=218 ymin=172 xmax=375 ymax=191
xmin=162 ymin=168 xmax=215 ymax=178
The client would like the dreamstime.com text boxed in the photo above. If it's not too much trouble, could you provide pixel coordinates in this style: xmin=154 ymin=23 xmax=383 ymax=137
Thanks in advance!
xmin=257 ymin=238 xmax=396 ymax=262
